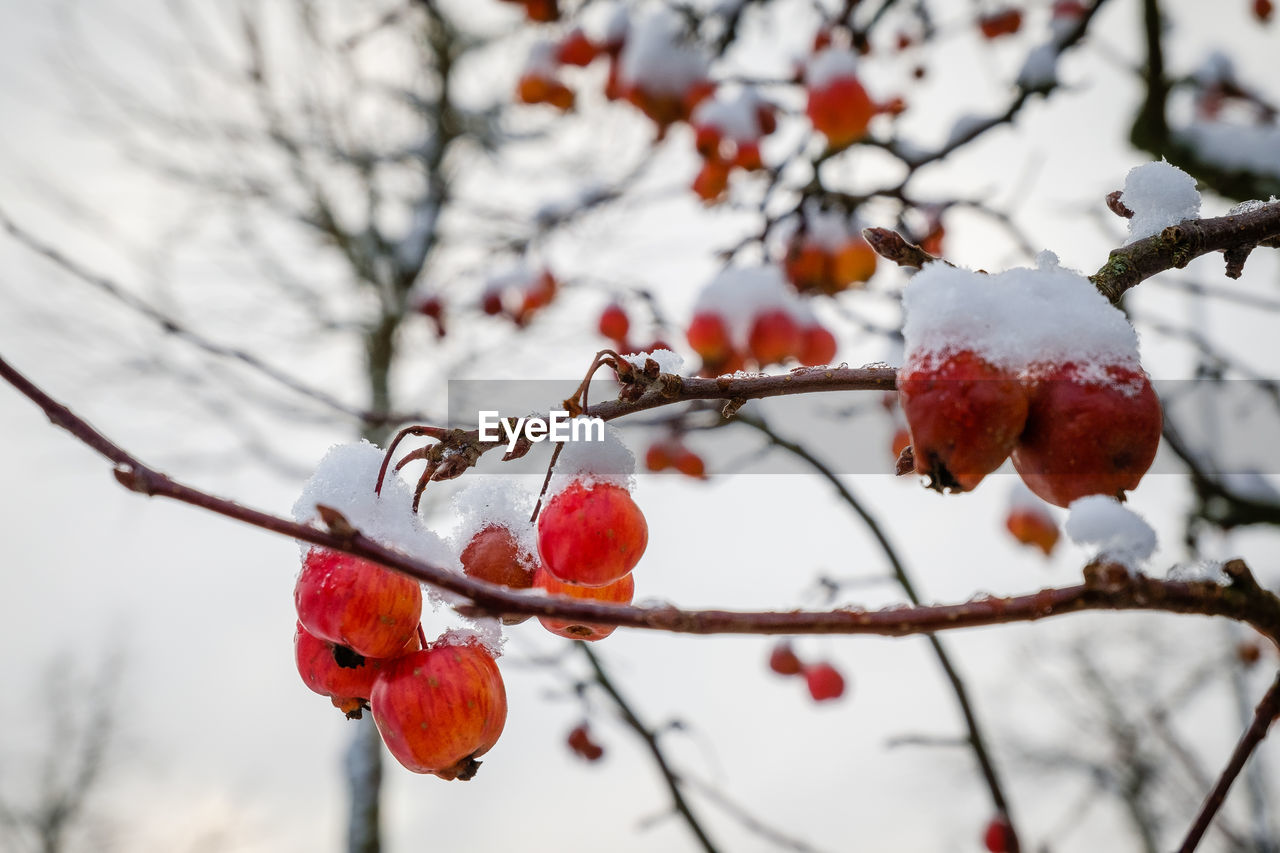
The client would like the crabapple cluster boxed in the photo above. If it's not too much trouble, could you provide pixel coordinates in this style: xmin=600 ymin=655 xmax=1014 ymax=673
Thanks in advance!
xmin=768 ymin=641 xmax=847 ymax=703
xmin=783 ymin=205 xmax=879 ymax=296
xmin=293 ymin=548 xmax=508 ymax=781
xmin=897 ymin=256 xmax=1162 ymax=507
xmin=688 ymin=89 xmax=777 ymax=201
xmin=566 ymin=722 xmax=605 ymax=761
xmin=645 ymin=437 xmax=705 ymax=479
xmin=481 ymin=266 xmax=559 ymax=327
xmin=595 ymin=301 xmax=675 ymax=359
xmin=686 ymin=267 xmax=839 ymax=375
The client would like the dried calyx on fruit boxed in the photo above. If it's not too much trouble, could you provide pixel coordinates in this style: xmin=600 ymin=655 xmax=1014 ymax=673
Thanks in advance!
xmin=898 ymin=252 xmax=1161 ymax=504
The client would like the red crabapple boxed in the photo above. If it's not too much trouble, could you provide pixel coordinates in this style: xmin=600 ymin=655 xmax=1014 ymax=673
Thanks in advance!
xmin=537 ymin=481 xmax=648 ymax=586
xmin=806 ymin=74 xmax=877 ymax=149
xmin=747 ymin=309 xmax=801 ymax=366
xmin=598 ymin=303 xmax=630 ymax=343
xmin=1005 ymin=506 xmax=1059 ymax=556
xmin=460 ymin=524 xmax=538 ymax=625
xmin=797 ymin=325 xmax=838 ymax=367
xmin=370 ymin=638 xmax=507 ymax=780
xmin=566 ymin=723 xmax=605 ymax=761
xmin=686 ymin=311 xmax=733 ymax=366
xmin=534 ymin=567 xmax=635 ymax=642
xmin=978 ymin=8 xmax=1023 ymax=39
xmin=1011 ymin=363 xmax=1161 ymax=507
xmin=769 ymin=642 xmax=803 ymax=676
xmin=804 ymin=662 xmax=846 ymax=701
xmin=898 ymin=351 xmax=1029 ymax=492
xmin=983 ymin=815 xmax=1014 ymax=852
xmin=295 ymin=548 xmax=423 ymax=659
xmin=556 ymin=29 xmax=598 ymax=66
xmin=294 ymin=621 xmax=420 ymax=718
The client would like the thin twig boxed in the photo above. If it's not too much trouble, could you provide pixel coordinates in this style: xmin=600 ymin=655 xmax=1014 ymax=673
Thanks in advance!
xmin=736 ymin=414 xmax=1021 ymax=851
xmin=1176 ymin=670 xmax=1280 ymax=853
xmin=579 ymin=644 xmax=719 ymax=853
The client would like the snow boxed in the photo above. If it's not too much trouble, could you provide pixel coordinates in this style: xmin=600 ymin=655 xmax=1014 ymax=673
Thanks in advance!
xmin=1119 ymin=161 xmax=1202 ymax=244
xmin=899 ymin=252 xmax=1142 ymax=381
xmin=1227 ymin=198 xmax=1279 ymax=216
xmin=449 ymin=477 xmax=539 ymax=565
xmin=617 ymin=9 xmax=708 ymax=96
xmin=803 ymin=202 xmax=854 ymax=251
xmin=546 ymin=422 xmax=636 ymax=497
xmin=524 ymin=40 xmax=558 ymax=75
xmin=1064 ymin=495 xmax=1157 ymax=569
xmin=692 ymin=265 xmax=812 ymax=346
xmin=435 ymin=624 xmax=506 ymax=658
xmin=1167 ymin=560 xmax=1228 ymax=584
xmin=690 ymin=88 xmax=766 ymax=141
xmin=483 ymin=264 xmax=540 ymax=294
xmin=622 ymin=348 xmax=685 ymax=375
xmin=1178 ymin=122 xmax=1280 ymax=180
xmin=293 ymin=441 xmax=460 ymax=573
xmin=1017 ymin=43 xmax=1058 ymax=89
xmin=805 ymin=47 xmax=859 ymax=89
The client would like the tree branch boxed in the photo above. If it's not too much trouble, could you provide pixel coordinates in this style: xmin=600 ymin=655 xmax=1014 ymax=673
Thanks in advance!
xmin=1177 ymin=670 xmax=1280 ymax=853
xmin=1091 ymin=202 xmax=1280 ymax=304
xmin=736 ymin=414 xmax=1021 ymax=850
xmin=580 ymin=644 xmax=719 ymax=853
xmin=6 ymin=352 xmax=1280 ymax=647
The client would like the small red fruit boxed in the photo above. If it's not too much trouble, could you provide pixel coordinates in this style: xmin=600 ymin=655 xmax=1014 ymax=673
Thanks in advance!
xmin=686 ymin=311 xmax=733 ymax=365
xmin=785 ymin=241 xmax=830 ymax=294
xmin=898 ymin=350 xmax=1029 ymax=492
xmin=978 ymin=8 xmax=1023 ymax=39
xmin=769 ymin=641 xmax=803 ymax=676
xmin=566 ymin=723 xmax=605 ymax=761
xmin=294 ymin=622 xmax=421 ymax=718
xmin=732 ymin=140 xmax=764 ymax=171
xmin=1011 ymin=363 xmax=1162 ymax=507
xmin=537 ymin=481 xmax=648 ymax=586
xmin=807 ymin=75 xmax=876 ymax=149
xmin=673 ymin=448 xmax=706 ymax=479
xmin=831 ymin=239 xmax=878 ymax=289
xmin=1005 ymin=506 xmax=1059 ymax=556
xmin=534 ymin=567 xmax=635 ymax=641
xmin=598 ymin=302 xmax=630 ymax=343
xmin=747 ymin=309 xmax=801 ymax=366
xmin=692 ymin=158 xmax=731 ymax=202
xmin=1255 ymin=0 xmax=1274 ymax=22
xmin=295 ymin=548 xmax=423 ymax=659
xmin=803 ymin=662 xmax=845 ymax=701
xmin=370 ymin=639 xmax=507 ymax=780
xmin=460 ymin=524 xmax=538 ymax=625
xmin=983 ymin=815 xmax=1014 ymax=852
xmin=645 ymin=442 xmax=673 ymax=472
xmin=556 ymin=29 xmax=598 ymax=66
xmin=797 ymin=325 xmax=838 ymax=367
